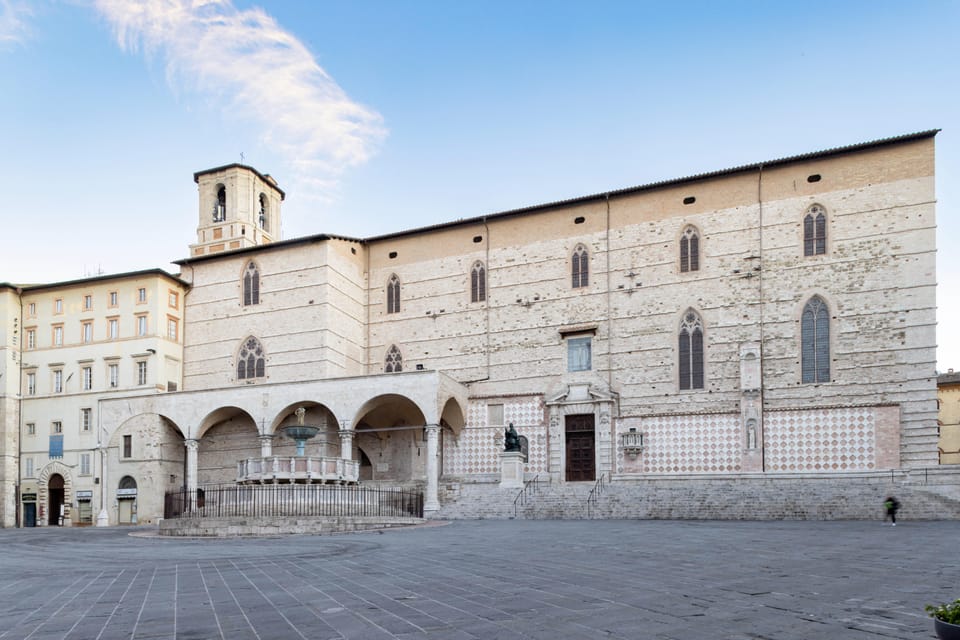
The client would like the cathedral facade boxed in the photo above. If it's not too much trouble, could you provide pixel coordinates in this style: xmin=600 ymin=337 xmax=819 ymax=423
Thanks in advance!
xmin=0 ymin=130 xmax=939 ymax=527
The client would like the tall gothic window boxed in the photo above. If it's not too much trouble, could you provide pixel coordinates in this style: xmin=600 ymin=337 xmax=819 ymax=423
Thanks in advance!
xmin=237 ymin=336 xmax=266 ymax=380
xmin=213 ymin=186 xmax=226 ymax=222
xmin=680 ymin=226 xmax=700 ymax=272
xmin=387 ymin=275 xmax=401 ymax=314
xmin=471 ymin=261 xmax=486 ymax=302
xmin=801 ymin=296 xmax=830 ymax=383
xmin=572 ymin=244 xmax=589 ymax=288
xmin=385 ymin=345 xmax=403 ymax=373
xmin=678 ymin=310 xmax=704 ymax=390
xmin=243 ymin=262 xmax=260 ymax=306
xmin=803 ymin=205 xmax=827 ymax=256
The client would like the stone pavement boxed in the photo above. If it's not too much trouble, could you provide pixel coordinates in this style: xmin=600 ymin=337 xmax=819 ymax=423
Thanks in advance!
xmin=0 ymin=519 xmax=955 ymax=639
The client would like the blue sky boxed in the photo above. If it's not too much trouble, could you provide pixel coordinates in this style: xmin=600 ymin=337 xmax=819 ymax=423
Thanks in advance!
xmin=1 ymin=0 xmax=958 ymax=369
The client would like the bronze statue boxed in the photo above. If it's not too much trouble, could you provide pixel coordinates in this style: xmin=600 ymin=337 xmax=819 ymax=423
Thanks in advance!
xmin=504 ymin=423 xmax=521 ymax=452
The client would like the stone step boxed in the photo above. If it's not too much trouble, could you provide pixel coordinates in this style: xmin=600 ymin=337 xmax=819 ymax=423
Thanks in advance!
xmin=435 ymin=475 xmax=960 ymax=520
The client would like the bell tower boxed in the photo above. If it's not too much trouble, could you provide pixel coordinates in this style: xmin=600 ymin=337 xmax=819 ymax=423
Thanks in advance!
xmin=190 ymin=164 xmax=284 ymax=257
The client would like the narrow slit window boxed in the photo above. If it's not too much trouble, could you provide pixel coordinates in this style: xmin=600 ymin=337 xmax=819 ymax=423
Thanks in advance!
xmin=680 ymin=226 xmax=700 ymax=272
xmin=572 ymin=245 xmax=589 ymax=288
xmin=243 ymin=262 xmax=260 ymax=306
xmin=471 ymin=261 xmax=486 ymax=302
xmin=803 ymin=205 xmax=827 ymax=256
xmin=387 ymin=275 xmax=401 ymax=314
xmin=679 ymin=311 xmax=704 ymax=390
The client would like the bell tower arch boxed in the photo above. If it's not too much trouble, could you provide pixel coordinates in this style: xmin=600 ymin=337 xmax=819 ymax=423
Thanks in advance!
xmin=190 ymin=164 xmax=285 ymax=257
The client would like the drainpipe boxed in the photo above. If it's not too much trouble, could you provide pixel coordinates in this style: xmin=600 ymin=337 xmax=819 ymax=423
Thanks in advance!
xmin=484 ymin=216 xmax=491 ymax=381
xmin=605 ymin=194 xmax=613 ymax=392
xmin=757 ymin=165 xmax=766 ymax=472
xmin=365 ymin=242 xmax=371 ymax=376
xmin=461 ymin=219 xmax=492 ymax=386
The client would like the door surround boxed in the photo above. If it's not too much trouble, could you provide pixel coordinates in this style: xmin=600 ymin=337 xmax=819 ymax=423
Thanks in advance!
xmin=546 ymin=384 xmax=617 ymax=483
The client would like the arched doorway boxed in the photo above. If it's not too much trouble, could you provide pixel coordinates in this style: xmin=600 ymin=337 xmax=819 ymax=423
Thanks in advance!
xmin=48 ymin=474 xmax=64 ymax=526
xmin=117 ymin=476 xmax=138 ymax=525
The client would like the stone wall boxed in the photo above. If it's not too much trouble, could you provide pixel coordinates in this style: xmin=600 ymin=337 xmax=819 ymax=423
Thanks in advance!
xmin=181 ymin=238 xmax=367 ymax=390
xmin=197 ymin=418 xmax=258 ymax=485
xmin=367 ymin=137 xmax=937 ymax=470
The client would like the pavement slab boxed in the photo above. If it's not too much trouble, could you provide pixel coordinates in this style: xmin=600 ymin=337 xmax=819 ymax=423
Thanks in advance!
xmin=0 ymin=519 xmax=954 ymax=639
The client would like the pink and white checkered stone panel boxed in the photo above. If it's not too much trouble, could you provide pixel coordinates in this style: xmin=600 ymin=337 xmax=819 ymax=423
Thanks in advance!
xmin=443 ymin=398 xmax=547 ymax=475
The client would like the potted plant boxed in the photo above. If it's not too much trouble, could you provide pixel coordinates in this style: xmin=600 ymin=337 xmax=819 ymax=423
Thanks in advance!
xmin=926 ymin=599 xmax=960 ymax=640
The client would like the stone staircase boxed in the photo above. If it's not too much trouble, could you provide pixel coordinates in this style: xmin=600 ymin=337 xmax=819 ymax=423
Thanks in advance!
xmin=435 ymin=470 xmax=960 ymax=521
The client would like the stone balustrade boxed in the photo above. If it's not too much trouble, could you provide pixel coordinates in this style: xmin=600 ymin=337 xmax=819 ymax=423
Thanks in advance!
xmin=237 ymin=456 xmax=359 ymax=484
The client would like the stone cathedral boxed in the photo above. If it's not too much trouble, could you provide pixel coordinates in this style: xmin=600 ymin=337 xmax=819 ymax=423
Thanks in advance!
xmin=0 ymin=130 xmax=949 ymax=528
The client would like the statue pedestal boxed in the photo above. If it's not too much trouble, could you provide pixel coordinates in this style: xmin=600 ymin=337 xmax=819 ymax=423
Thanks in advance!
xmin=500 ymin=451 xmax=525 ymax=488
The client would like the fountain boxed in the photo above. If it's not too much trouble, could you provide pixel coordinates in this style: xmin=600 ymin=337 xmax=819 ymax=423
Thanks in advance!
xmin=282 ymin=407 xmax=319 ymax=456
xmin=160 ymin=407 xmax=419 ymax=536
xmin=233 ymin=406 xmax=359 ymax=485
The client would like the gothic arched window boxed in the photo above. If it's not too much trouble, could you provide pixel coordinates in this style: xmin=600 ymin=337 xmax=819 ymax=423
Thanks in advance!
xmin=387 ymin=274 xmax=401 ymax=314
xmin=237 ymin=336 xmax=266 ymax=380
xmin=680 ymin=226 xmax=700 ymax=273
xmin=243 ymin=262 xmax=260 ymax=306
xmin=385 ymin=345 xmax=403 ymax=373
xmin=572 ymin=244 xmax=589 ymax=288
xmin=471 ymin=261 xmax=486 ymax=303
xmin=679 ymin=310 xmax=704 ymax=390
xmin=213 ymin=185 xmax=226 ymax=222
xmin=804 ymin=205 xmax=827 ymax=256
xmin=801 ymin=296 xmax=830 ymax=383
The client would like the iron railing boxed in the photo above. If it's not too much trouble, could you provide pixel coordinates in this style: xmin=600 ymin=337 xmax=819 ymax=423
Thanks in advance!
xmin=586 ymin=473 xmax=606 ymax=518
xmin=513 ymin=474 xmax=542 ymax=518
xmin=164 ymin=484 xmax=423 ymax=520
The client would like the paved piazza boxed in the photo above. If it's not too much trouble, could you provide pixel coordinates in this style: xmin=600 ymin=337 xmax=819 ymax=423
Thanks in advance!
xmin=0 ymin=519 xmax=955 ymax=639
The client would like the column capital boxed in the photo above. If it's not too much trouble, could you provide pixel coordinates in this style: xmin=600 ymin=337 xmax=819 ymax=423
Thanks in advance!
xmin=258 ymin=433 xmax=274 ymax=441
xmin=184 ymin=438 xmax=199 ymax=452
xmin=424 ymin=423 xmax=440 ymax=434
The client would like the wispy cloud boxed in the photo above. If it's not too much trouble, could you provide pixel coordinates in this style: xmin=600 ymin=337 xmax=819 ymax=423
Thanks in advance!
xmin=0 ymin=0 xmax=33 ymax=48
xmin=93 ymin=0 xmax=386 ymax=194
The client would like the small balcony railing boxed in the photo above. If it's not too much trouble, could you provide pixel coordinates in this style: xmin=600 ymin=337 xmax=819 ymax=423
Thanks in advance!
xmin=237 ymin=456 xmax=359 ymax=484
xmin=620 ymin=430 xmax=645 ymax=458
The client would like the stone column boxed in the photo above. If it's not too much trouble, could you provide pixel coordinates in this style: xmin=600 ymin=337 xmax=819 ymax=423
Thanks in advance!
xmin=259 ymin=434 xmax=273 ymax=457
xmin=339 ymin=429 xmax=354 ymax=462
xmin=424 ymin=424 xmax=440 ymax=513
xmin=185 ymin=439 xmax=199 ymax=492
xmin=339 ymin=429 xmax=356 ymax=483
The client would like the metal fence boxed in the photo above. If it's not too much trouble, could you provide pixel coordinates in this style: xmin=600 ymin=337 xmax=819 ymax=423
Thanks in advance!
xmin=164 ymin=484 xmax=424 ymax=520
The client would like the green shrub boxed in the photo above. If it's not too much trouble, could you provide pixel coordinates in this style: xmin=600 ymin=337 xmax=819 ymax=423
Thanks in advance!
xmin=927 ymin=599 xmax=960 ymax=624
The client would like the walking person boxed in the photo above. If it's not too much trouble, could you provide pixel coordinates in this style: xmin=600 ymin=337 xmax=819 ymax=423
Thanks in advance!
xmin=884 ymin=496 xmax=900 ymax=526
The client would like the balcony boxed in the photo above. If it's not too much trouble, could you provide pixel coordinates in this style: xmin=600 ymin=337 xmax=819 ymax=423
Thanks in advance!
xmin=237 ymin=456 xmax=359 ymax=485
xmin=620 ymin=430 xmax=645 ymax=458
